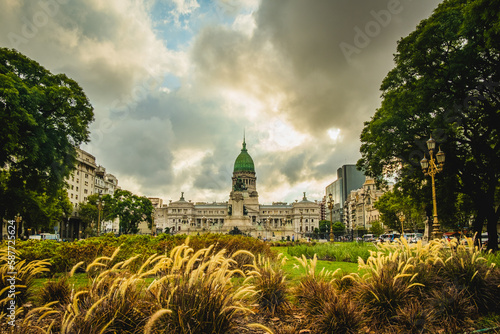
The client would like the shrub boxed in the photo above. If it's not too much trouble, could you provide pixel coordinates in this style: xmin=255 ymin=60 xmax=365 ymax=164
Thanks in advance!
xmin=312 ymin=293 xmax=365 ymax=334
xmin=62 ymin=274 xmax=153 ymax=334
xmin=146 ymin=243 xmax=257 ymax=333
xmin=355 ymin=241 xmax=423 ymax=327
xmin=295 ymin=277 xmax=337 ymax=316
xmin=391 ymin=301 xmax=434 ymax=334
xmin=247 ymin=254 xmax=290 ymax=316
xmin=0 ymin=249 xmax=50 ymax=315
xmin=37 ymin=276 xmax=72 ymax=307
xmin=426 ymin=285 xmax=476 ymax=334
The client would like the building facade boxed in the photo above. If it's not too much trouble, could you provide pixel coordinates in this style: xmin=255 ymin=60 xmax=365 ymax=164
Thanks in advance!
xmin=325 ymin=164 xmax=365 ymax=223
xmin=64 ymin=148 xmax=119 ymax=239
xmin=151 ymin=138 xmax=321 ymax=240
xmin=342 ymin=177 xmax=387 ymax=236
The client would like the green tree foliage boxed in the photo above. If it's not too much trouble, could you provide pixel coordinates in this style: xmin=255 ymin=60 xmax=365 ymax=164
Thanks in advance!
xmin=357 ymin=0 xmax=500 ymax=250
xmin=370 ymin=221 xmax=385 ymax=236
xmin=0 ymin=48 xmax=94 ymax=232
xmin=78 ymin=193 xmax=113 ymax=231
xmin=111 ymin=189 xmax=153 ymax=234
xmin=318 ymin=220 xmax=330 ymax=234
xmin=331 ymin=221 xmax=346 ymax=236
xmin=374 ymin=187 xmax=425 ymax=233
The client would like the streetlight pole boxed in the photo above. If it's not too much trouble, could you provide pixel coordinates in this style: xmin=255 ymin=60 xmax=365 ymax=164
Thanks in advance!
xmin=327 ymin=194 xmax=334 ymax=243
xmin=420 ymin=135 xmax=446 ymax=240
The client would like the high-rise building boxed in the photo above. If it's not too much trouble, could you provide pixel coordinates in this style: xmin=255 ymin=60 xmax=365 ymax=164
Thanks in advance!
xmin=64 ymin=148 xmax=119 ymax=239
xmin=325 ymin=164 xmax=365 ymax=223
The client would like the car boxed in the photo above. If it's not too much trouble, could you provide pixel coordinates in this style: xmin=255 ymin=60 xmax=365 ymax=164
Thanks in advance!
xmin=363 ymin=234 xmax=378 ymax=242
xmin=405 ymin=233 xmax=423 ymax=243
xmin=480 ymin=232 xmax=500 ymax=247
xmin=379 ymin=233 xmax=401 ymax=243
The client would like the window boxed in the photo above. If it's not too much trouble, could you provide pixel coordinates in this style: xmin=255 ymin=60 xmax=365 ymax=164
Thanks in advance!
xmin=84 ymin=189 xmax=88 ymax=194
xmin=71 ymin=194 xmax=73 ymax=198
xmin=85 ymin=174 xmax=88 ymax=178
xmin=76 ymin=187 xmax=79 ymax=191
xmin=75 ymin=195 xmax=78 ymax=200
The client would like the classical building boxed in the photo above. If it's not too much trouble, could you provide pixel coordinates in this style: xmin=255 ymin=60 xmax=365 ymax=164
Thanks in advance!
xmin=152 ymin=138 xmax=320 ymax=240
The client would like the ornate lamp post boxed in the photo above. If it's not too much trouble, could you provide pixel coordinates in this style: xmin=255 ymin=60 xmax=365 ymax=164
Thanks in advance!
xmin=420 ymin=135 xmax=446 ymax=240
xmin=327 ymin=194 xmax=334 ymax=243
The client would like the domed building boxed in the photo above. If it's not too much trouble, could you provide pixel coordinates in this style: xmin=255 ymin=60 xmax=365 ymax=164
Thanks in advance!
xmin=151 ymin=137 xmax=321 ymax=240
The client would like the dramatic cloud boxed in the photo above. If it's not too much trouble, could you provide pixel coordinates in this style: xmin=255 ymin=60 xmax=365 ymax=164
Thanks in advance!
xmin=1 ymin=0 xmax=442 ymax=204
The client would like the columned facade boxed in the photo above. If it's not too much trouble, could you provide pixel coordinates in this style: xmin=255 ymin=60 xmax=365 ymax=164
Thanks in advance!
xmin=151 ymin=138 xmax=320 ymax=240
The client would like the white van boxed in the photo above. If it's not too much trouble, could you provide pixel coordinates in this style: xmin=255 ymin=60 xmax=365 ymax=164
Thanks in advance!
xmin=40 ymin=233 xmax=61 ymax=241
xmin=29 ymin=233 xmax=61 ymax=241
xmin=363 ymin=234 xmax=377 ymax=242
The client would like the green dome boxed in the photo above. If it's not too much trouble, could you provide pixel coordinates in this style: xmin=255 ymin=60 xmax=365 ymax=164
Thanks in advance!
xmin=234 ymin=139 xmax=255 ymax=173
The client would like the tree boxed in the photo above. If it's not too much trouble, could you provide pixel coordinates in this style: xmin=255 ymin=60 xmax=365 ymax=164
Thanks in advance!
xmin=78 ymin=193 xmax=113 ymax=233
xmin=14 ymin=188 xmax=72 ymax=236
xmin=111 ymin=189 xmax=153 ymax=234
xmin=331 ymin=221 xmax=345 ymax=237
xmin=357 ymin=0 xmax=500 ymax=250
xmin=370 ymin=221 xmax=385 ymax=236
xmin=374 ymin=188 xmax=425 ymax=233
xmin=0 ymin=47 xmax=94 ymax=231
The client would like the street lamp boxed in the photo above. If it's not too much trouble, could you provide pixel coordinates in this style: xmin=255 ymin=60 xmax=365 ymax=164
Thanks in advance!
xmin=327 ymin=194 xmax=334 ymax=243
xmin=420 ymin=135 xmax=446 ymax=240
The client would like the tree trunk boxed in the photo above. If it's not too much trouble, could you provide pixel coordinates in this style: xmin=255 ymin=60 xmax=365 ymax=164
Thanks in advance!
xmin=471 ymin=208 xmax=485 ymax=248
xmin=486 ymin=206 xmax=499 ymax=252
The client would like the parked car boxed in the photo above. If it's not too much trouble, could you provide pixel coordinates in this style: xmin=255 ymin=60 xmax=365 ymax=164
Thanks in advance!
xmin=379 ymin=233 xmax=401 ymax=243
xmin=363 ymin=234 xmax=378 ymax=242
xmin=480 ymin=232 xmax=500 ymax=247
xmin=405 ymin=233 xmax=423 ymax=243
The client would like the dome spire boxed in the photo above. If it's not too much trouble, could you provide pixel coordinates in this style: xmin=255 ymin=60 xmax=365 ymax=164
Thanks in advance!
xmin=242 ymin=130 xmax=247 ymax=151
xmin=234 ymin=133 xmax=254 ymax=173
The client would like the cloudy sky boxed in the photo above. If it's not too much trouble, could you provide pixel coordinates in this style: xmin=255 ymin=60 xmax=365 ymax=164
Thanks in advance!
xmin=1 ymin=0 xmax=442 ymax=204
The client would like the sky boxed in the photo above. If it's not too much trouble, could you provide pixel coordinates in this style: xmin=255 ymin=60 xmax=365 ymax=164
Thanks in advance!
xmin=1 ymin=0 xmax=443 ymax=204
